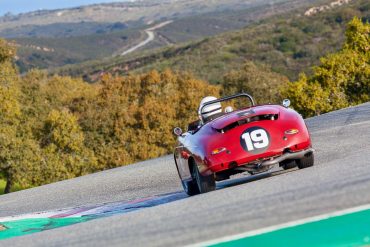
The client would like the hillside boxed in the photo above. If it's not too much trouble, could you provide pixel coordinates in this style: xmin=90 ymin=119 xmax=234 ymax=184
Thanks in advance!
xmin=0 ymin=0 xmax=291 ymax=34
xmin=14 ymin=28 xmax=143 ymax=71
xmin=0 ymin=21 xmax=130 ymax=39
xmin=55 ymin=0 xmax=369 ymax=82
xmin=3 ymin=0 xmax=326 ymax=72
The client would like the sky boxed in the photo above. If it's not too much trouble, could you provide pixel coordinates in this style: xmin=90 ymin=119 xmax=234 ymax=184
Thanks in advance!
xmin=0 ymin=0 xmax=130 ymax=16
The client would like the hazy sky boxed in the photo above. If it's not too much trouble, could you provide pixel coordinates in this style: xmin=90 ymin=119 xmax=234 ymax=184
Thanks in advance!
xmin=0 ymin=0 xmax=129 ymax=16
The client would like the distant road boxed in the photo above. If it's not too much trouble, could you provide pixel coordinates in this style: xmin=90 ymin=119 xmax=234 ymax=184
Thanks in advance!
xmin=121 ymin=20 xmax=173 ymax=56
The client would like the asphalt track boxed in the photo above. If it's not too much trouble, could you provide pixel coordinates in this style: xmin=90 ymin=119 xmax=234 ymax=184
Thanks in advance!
xmin=0 ymin=102 xmax=369 ymax=246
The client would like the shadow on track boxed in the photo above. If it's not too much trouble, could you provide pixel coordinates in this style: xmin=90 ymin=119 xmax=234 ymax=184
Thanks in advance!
xmin=217 ymin=168 xmax=297 ymax=190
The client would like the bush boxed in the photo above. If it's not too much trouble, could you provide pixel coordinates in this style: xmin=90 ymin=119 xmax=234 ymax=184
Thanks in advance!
xmin=73 ymin=70 xmax=220 ymax=168
xmin=222 ymin=61 xmax=289 ymax=104
xmin=282 ymin=17 xmax=370 ymax=117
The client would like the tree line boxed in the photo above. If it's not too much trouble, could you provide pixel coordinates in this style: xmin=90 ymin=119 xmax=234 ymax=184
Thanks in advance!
xmin=0 ymin=17 xmax=368 ymax=193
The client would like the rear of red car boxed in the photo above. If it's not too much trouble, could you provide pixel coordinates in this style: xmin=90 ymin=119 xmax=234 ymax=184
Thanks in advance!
xmin=174 ymin=93 xmax=315 ymax=195
xmin=199 ymin=105 xmax=312 ymax=174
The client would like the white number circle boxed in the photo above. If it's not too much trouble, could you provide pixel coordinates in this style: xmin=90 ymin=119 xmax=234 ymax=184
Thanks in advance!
xmin=240 ymin=127 xmax=270 ymax=154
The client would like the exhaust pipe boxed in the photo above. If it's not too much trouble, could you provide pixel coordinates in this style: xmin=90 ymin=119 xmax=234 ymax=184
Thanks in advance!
xmin=261 ymin=148 xmax=314 ymax=167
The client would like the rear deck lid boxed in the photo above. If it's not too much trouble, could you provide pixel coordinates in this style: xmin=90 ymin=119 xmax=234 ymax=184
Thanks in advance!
xmin=211 ymin=106 xmax=280 ymax=131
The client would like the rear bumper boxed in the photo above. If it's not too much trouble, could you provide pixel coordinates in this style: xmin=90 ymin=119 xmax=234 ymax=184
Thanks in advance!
xmin=205 ymin=148 xmax=314 ymax=174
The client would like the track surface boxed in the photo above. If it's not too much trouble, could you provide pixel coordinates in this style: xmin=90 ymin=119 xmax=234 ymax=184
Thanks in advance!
xmin=0 ymin=103 xmax=369 ymax=246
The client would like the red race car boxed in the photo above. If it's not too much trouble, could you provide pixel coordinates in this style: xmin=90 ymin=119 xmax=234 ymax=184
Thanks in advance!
xmin=173 ymin=93 xmax=314 ymax=195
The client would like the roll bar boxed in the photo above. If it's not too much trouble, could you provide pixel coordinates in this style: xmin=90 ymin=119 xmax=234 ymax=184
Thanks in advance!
xmin=199 ymin=93 xmax=255 ymax=122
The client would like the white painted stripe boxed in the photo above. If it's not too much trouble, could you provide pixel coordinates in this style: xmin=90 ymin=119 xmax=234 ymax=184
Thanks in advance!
xmin=188 ymin=203 xmax=370 ymax=247
xmin=0 ymin=210 xmax=70 ymax=222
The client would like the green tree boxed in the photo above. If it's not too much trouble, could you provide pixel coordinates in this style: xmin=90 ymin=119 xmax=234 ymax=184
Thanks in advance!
xmin=282 ymin=17 xmax=370 ymax=117
xmin=0 ymin=39 xmax=42 ymax=193
xmin=40 ymin=109 xmax=98 ymax=182
xmin=221 ymin=61 xmax=289 ymax=104
xmin=0 ymin=39 xmax=15 ymax=64
xmin=0 ymin=39 xmax=99 ymax=193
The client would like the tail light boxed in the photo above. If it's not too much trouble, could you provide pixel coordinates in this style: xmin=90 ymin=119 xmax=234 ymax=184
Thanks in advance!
xmin=285 ymin=129 xmax=299 ymax=135
xmin=211 ymin=147 xmax=227 ymax=155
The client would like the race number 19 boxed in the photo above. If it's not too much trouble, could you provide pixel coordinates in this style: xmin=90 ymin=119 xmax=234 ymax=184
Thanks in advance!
xmin=240 ymin=127 xmax=270 ymax=154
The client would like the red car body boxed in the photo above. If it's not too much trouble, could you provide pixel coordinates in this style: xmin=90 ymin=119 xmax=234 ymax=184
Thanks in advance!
xmin=174 ymin=93 xmax=314 ymax=195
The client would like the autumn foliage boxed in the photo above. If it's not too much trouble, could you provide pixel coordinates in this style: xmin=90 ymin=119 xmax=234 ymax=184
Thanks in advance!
xmin=0 ymin=17 xmax=368 ymax=193
xmin=73 ymin=70 xmax=220 ymax=168
xmin=0 ymin=39 xmax=220 ymax=192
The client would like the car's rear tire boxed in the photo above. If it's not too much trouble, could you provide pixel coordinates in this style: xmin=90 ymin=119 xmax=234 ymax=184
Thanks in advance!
xmin=174 ymin=155 xmax=200 ymax=196
xmin=281 ymin=160 xmax=297 ymax=170
xmin=297 ymin=152 xmax=314 ymax=169
xmin=192 ymin=162 xmax=216 ymax=194
xmin=183 ymin=180 xmax=199 ymax=196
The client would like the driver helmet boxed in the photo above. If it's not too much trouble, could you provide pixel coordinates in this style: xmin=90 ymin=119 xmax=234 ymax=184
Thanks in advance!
xmin=198 ymin=96 xmax=222 ymax=123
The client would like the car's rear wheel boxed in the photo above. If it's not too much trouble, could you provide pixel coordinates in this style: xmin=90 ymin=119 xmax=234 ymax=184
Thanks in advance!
xmin=182 ymin=179 xmax=199 ymax=196
xmin=174 ymin=155 xmax=199 ymax=196
xmin=297 ymin=152 xmax=314 ymax=169
xmin=192 ymin=162 xmax=216 ymax=194
xmin=281 ymin=160 xmax=297 ymax=170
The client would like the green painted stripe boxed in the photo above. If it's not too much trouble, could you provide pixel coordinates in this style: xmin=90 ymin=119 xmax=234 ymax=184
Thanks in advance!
xmin=209 ymin=209 xmax=370 ymax=247
xmin=0 ymin=217 xmax=93 ymax=240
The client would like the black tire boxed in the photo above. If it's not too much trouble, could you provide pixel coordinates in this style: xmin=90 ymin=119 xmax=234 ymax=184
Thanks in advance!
xmin=281 ymin=160 xmax=297 ymax=170
xmin=192 ymin=162 xmax=216 ymax=194
xmin=174 ymin=155 xmax=199 ymax=196
xmin=183 ymin=180 xmax=200 ymax=196
xmin=297 ymin=152 xmax=314 ymax=169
